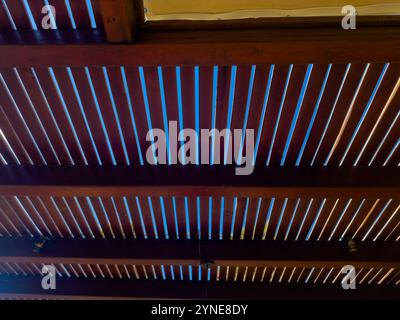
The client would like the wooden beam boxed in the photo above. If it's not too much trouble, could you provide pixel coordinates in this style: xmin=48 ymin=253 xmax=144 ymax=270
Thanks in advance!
xmin=0 ymin=165 xmax=398 ymax=198
xmin=1 ymin=27 xmax=400 ymax=67
xmin=1 ymin=238 xmax=399 ymax=269
xmin=0 ymin=276 xmax=398 ymax=300
xmin=99 ymin=0 xmax=137 ymax=43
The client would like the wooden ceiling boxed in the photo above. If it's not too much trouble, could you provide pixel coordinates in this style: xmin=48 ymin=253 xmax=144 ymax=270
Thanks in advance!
xmin=0 ymin=0 xmax=399 ymax=300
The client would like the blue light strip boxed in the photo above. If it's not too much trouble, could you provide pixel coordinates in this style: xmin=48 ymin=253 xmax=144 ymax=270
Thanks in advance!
xmin=62 ymin=197 xmax=84 ymax=238
xmin=194 ymin=66 xmax=200 ymax=165
xmin=266 ymin=64 xmax=293 ymax=166
xmin=139 ymin=66 xmax=157 ymax=164
xmin=284 ymin=198 xmax=301 ymax=240
xmin=251 ymin=197 xmax=262 ymax=240
xmin=176 ymin=67 xmax=185 ymax=164
xmin=383 ymin=137 xmax=400 ymax=166
xmin=362 ymin=199 xmax=392 ymax=241
xmin=179 ymin=265 xmax=184 ymax=280
xmin=208 ymin=197 xmax=213 ymax=239
xmin=262 ymin=198 xmax=275 ymax=240
xmin=85 ymin=197 xmax=105 ymax=239
xmin=207 ymin=268 xmax=211 ymax=281
xmin=159 ymin=196 xmax=169 ymax=239
xmin=253 ymin=65 xmax=274 ymax=164
xmin=21 ymin=0 xmax=37 ymax=30
xmin=198 ymin=265 xmax=202 ymax=281
xmin=0 ymin=152 xmax=7 ymax=165
xmin=67 ymin=67 xmax=102 ymax=165
xmin=157 ymin=66 xmax=170 ymax=165
xmin=189 ymin=265 xmax=193 ymax=281
xmin=328 ymin=199 xmax=352 ymax=241
xmin=51 ymin=197 xmax=74 ymax=238
xmin=85 ymin=0 xmax=97 ymax=28
xmin=1 ymin=0 xmax=17 ymax=30
xmin=196 ymin=196 xmax=201 ymax=239
xmin=210 ymin=66 xmax=219 ymax=166
xmin=102 ymin=67 xmax=130 ymax=165
xmin=305 ymin=268 xmax=315 ymax=283
xmin=122 ymin=196 xmax=136 ymax=238
xmin=170 ymin=265 xmax=175 ymax=280
xmin=120 ymin=67 xmax=143 ymax=165
xmin=339 ymin=199 xmax=366 ymax=241
xmin=296 ymin=65 xmax=331 ymax=166
xmin=49 ymin=68 xmax=87 ymax=165
xmin=135 ymin=197 xmax=147 ymax=239
xmin=237 ymin=65 xmax=256 ymax=165
xmin=311 ymin=64 xmax=351 ymax=165
xmin=30 ymin=68 xmax=74 ymax=165
xmin=240 ymin=197 xmax=250 ymax=240
xmin=73 ymin=197 xmax=94 ymax=238
xmin=281 ymin=64 xmax=313 ymax=166
xmin=229 ymin=197 xmax=238 ymax=240
xmin=14 ymin=197 xmax=42 ymax=236
xmin=340 ymin=63 xmax=389 ymax=166
xmin=273 ymin=198 xmax=288 ymax=240
xmin=84 ymin=67 xmax=116 ymax=165
xmin=98 ymin=197 xmax=115 ymax=238
xmin=184 ymin=196 xmax=191 ymax=239
xmin=219 ymin=197 xmax=225 ymax=240
xmin=111 ymin=196 xmax=126 ymax=239
xmin=223 ymin=66 xmax=237 ymax=165
xmin=161 ymin=265 xmax=166 ymax=280
xmin=306 ymin=198 xmax=326 ymax=240
xmin=295 ymin=199 xmax=314 ymax=241
xmin=147 ymin=197 xmax=159 ymax=239
xmin=172 ymin=196 xmax=180 ymax=239
xmin=64 ymin=0 xmax=77 ymax=29
xmin=0 ymin=73 xmax=46 ymax=164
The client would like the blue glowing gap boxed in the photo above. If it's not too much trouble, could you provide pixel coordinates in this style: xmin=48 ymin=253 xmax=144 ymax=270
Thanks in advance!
xmin=184 ymin=197 xmax=191 ymax=239
xmin=14 ymin=197 xmax=42 ymax=236
xmin=262 ymin=198 xmax=275 ymax=240
xmin=172 ymin=196 xmax=180 ymax=239
xmin=281 ymin=64 xmax=313 ymax=166
xmin=179 ymin=266 xmax=184 ymax=280
xmin=161 ymin=265 xmax=166 ymax=280
xmin=73 ymin=197 xmax=94 ymax=238
xmin=362 ymin=199 xmax=393 ymax=241
xmin=306 ymin=198 xmax=327 ymax=241
xmin=238 ymin=66 xmax=256 ymax=165
xmin=295 ymin=199 xmax=314 ymax=241
xmin=240 ymin=197 xmax=250 ymax=240
xmin=85 ymin=0 xmax=97 ymax=28
xmin=208 ymin=197 xmax=213 ymax=240
xmin=254 ymin=65 xmax=274 ymax=164
xmin=84 ymin=67 xmax=116 ymax=165
xmin=196 ymin=196 xmax=201 ymax=239
xmin=157 ymin=66 xmax=171 ymax=165
xmin=22 ymin=0 xmax=37 ymax=30
xmin=284 ymin=198 xmax=301 ymax=240
xmin=121 ymin=67 xmax=144 ymax=165
xmin=98 ymin=198 xmax=115 ymax=238
xmin=274 ymin=198 xmax=288 ymax=240
xmin=219 ymin=197 xmax=225 ymax=240
xmin=135 ymin=197 xmax=148 ymax=239
xmin=383 ymin=138 xmax=400 ymax=166
xmin=49 ymin=68 xmax=87 ymax=165
xmin=0 ymin=152 xmax=7 ymax=165
xmin=251 ymin=198 xmax=262 ymax=240
xmin=122 ymin=197 xmax=136 ymax=238
xmin=139 ymin=67 xmax=157 ymax=164
xmin=207 ymin=268 xmax=211 ymax=281
xmin=328 ymin=199 xmax=352 ymax=241
xmin=147 ymin=197 xmax=159 ymax=239
xmin=102 ymin=67 xmax=130 ymax=165
xmin=311 ymin=64 xmax=351 ymax=166
xmin=266 ymin=64 xmax=293 ymax=166
xmin=198 ymin=265 xmax=202 ymax=281
xmin=159 ymin=196 xmax=169 ymax=239
xmin=175 ymin=67 xmax=186 ymax=164
xmin=229 ymin=197 xmax=238 ymax=240
xmin=67 ymin=67 xmax=102 ymax=165
xmin=296 ymin=65 xmax=332 ymax=166
xmin=340 ymin=63 xmax=389 ymax=166
xmin=224 ymin=66 xmax=237 ymax=165
xmin=340 ymin=199 xmax=366 ymax=240
xmin=170 ymin=266 xmax=175 ymax=280
xmin=189 ymin=265 xmax=193 ymax=281
xmin=85 ymin=197 xmax=105 ymax=239
xmin=194 ymin=66 xmax=200 ymax=165
xmin=210 ymin=66 xmax=219 ymax=166
xmin=1 ymin=0 xmax=17 ymax=30
xmin=64 ymin=0 xmax=77 ymax=29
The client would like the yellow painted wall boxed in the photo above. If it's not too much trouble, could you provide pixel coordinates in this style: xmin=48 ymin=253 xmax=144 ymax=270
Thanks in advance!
xmin=144 ymin=0 xmax=400 ymax=20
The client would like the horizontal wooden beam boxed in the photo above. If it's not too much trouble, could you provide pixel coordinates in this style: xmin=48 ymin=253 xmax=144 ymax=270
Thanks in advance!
xmin=0 ymin=276 xmax=398 ymax=300
xmin=0 ymin=165 xmax=398 ymax=198
xmin=0 ymin=238 xmax=399 ymax=269
xmin=1 ymin=26 xmax=400 ymax=67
